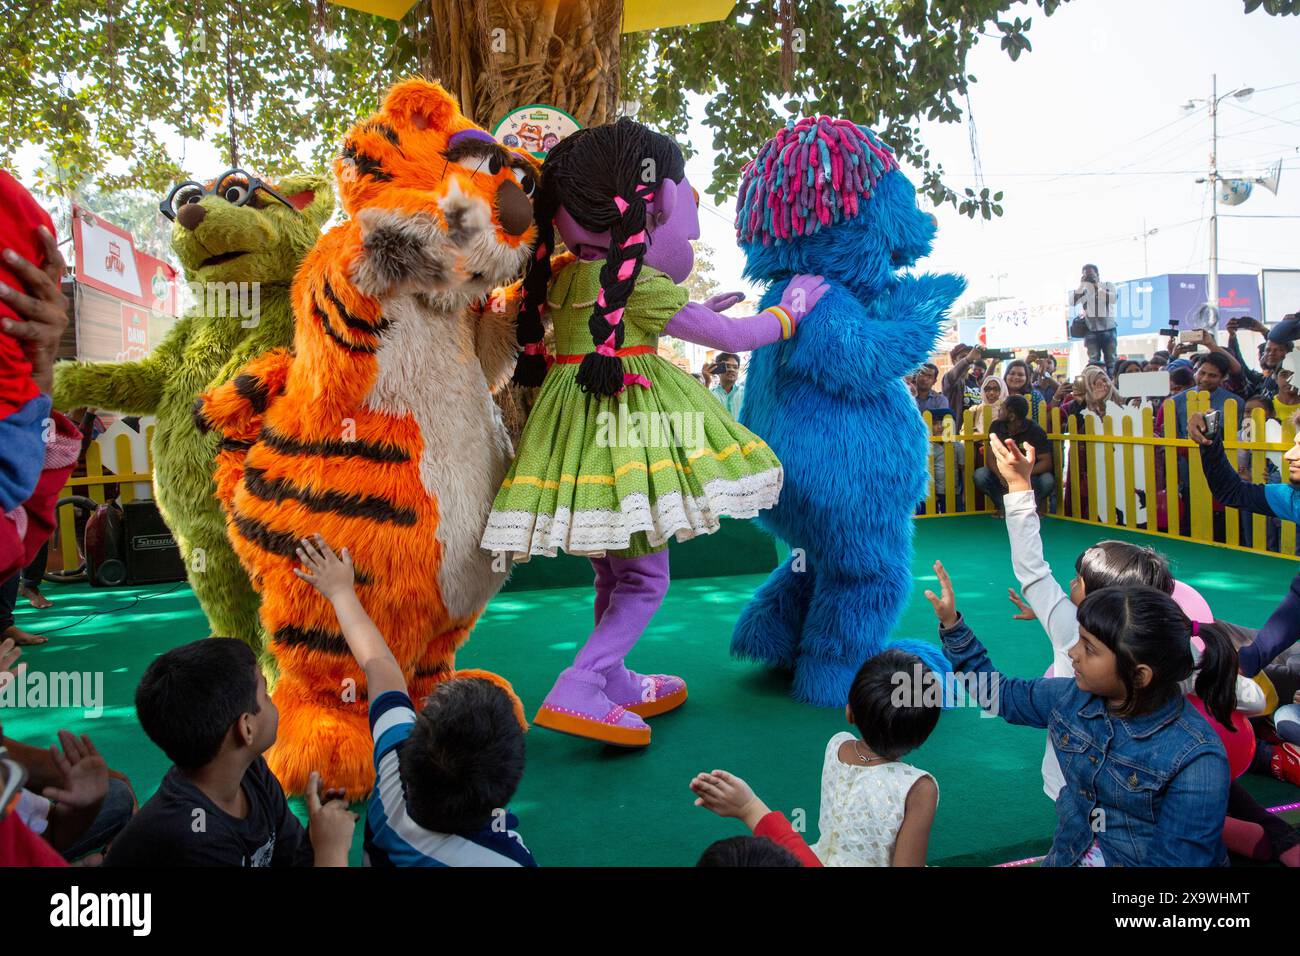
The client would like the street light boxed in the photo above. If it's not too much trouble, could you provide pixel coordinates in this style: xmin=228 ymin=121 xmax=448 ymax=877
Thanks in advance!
xmin=1185 ymin=75 xmax=1254 ymax=326
xmin=1134 ymin=221 xmax=1158 ymax=275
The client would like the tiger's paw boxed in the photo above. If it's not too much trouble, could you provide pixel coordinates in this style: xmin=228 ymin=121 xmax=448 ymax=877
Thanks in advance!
xmin=266 ymin=693 xmax=375 ymax=800
xmin=354 ymin=207 xmax=464 ymax=298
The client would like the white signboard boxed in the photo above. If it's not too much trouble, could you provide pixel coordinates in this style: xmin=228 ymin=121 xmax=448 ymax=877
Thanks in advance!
xmin=1261 ymin=269 xmax=1300 ymax=326
xmin=985 ymin=299 xmax=1069 ymax=349
xmin=77 ymin=214 xmax=143 ymax=299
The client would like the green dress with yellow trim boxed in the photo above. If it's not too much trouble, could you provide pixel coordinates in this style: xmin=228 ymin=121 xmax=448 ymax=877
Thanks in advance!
xmin=480 ymin=259 xmax=783 ymax=559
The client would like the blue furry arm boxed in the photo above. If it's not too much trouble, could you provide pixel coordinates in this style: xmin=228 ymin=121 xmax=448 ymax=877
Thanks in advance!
xmin=939 ymin=615 xmax=1070 ymax=728
xmin=779 ymin=272 xmax=965 ymax=394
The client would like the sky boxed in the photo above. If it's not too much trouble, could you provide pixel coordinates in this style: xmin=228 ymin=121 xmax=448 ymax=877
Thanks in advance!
xmin=18 ymin=0 xmax=1299 ymax=318
xmin=685 ymin=0 xmax=1300 ymax=310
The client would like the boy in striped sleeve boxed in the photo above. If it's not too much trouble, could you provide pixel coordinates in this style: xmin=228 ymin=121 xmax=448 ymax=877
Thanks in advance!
xmin=294 ymin=535 xmax=535 ymax=867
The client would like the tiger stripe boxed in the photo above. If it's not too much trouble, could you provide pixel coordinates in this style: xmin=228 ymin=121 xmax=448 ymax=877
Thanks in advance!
xmin=242 ymin=465 xmax=418 ymax=526
xmin=258 ymin=426 xmax=410 ymax=463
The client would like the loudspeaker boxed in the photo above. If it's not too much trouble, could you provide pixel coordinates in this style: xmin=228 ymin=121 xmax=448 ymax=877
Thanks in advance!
xmin=84 ymin=502 xmax=127 ymax=588
xmin=122 ymin=500 xmax=186 ymax=584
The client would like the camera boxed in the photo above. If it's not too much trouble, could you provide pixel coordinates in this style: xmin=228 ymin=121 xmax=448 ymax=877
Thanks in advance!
xmin=982 ymin=348 xmax=1013 ymax=361
xmin=1203 ymin=409 xmax=1222 ymax=440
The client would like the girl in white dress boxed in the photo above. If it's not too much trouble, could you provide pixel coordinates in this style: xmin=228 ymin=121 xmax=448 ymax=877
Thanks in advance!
xmin=810 ymin=648 xmax=941 ymax=866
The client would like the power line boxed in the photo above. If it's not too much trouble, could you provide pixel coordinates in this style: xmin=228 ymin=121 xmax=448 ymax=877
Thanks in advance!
xmin=1226 ymin=101 xmax=1300 ymax=131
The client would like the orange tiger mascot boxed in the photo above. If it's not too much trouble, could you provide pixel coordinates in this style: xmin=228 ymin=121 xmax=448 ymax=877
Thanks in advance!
xmin=195 ymin=79 xmax=539 ymax=798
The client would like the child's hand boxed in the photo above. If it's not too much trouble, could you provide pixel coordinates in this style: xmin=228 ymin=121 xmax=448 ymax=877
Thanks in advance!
xmin=1007 ymin=588 xmax=1037 ymax=621
xmin=43 ymin=731 xmax=108 ymax=809
xmin=293 ymin=535 xmax=355 ymax=602
xmin=306 ymin=770 xmax=356 ymax=867
xmin=690 ymin=769 xmax=768 ymax=831
xmin=988 ymin=435 xmax=1034 ymax=492
xmin=924 ymin=560 xmax=959 ymax=629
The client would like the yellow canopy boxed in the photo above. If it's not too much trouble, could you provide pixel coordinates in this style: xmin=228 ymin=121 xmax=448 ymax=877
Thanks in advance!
xmin=327 ymin=0 xmax=735 ymax=33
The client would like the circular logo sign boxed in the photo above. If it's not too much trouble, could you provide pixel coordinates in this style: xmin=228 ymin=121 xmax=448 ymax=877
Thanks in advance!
xmin=492 ymin=104 xmax=581 ymax=159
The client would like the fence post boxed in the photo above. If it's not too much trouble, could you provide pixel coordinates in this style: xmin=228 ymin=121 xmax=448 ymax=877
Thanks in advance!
xmin=943 ymin=421 xmax=958 ymax=515
xmin=962 ymin=408 xmax=978 ymax=515
xmin=923 ymin=410 xmax=936 ymax=515
xmin=1222 ymin=400 xmax=1240 ymax=549
xmin=1283 ymin=414 xmax=1297 ymax=555
xmin=1141 ymin=405 xmax=1158 ymax=534
xmin=1068 ymin=412 xmax=1082 ymax=520
xmin=1161 ymin=398 xmax=1181 ymax=538
xmin=1121 ymin=415 xmax=1138 ymax=529
xmin=1248 ymin=407 xmax=1267 ymax=551
xmin=1187 ymin=392 xmax=1213 ymax=543
xmin=1052 ymin=406 xmax=1065 ymax=517
xmin=1100 ymin=414 xmax=1117 ymax=526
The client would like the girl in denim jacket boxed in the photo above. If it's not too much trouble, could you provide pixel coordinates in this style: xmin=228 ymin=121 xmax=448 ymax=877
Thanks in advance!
xmin=927 ymin=561 xmax=1235 ymax=867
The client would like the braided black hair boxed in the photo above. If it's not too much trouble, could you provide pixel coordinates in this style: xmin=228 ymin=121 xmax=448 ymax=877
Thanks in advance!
xmin=513 ymin=118 xmax=686 ymax=396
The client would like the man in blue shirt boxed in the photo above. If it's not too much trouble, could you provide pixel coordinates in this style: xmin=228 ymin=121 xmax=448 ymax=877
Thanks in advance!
xmin=709 ymin=352 xmax=744 ymax=418
xmin=1170 ymin=351 xmax=1237 ymax=439
xmin=912 ymin=362 xmax=948 ymax=416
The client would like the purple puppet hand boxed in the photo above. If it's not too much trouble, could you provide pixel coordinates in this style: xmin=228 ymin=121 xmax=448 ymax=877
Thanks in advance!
xmin=779 ymin=274 xmax=828 ymax=326
xmin=702 ymin=291 xmax=746 ymax=313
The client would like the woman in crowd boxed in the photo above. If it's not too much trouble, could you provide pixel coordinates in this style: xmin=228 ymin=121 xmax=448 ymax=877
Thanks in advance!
xmin=1002 ymin=359 xmax=1044 ymax=422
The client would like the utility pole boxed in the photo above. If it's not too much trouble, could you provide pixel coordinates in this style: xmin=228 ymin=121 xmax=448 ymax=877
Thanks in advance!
xmin=1189 ymin=76 xmax=1253 ymax=326
xmin=1208 ymin=74 xmax=1219 ymax=323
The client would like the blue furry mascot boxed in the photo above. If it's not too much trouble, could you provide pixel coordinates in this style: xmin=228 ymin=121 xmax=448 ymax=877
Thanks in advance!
xmin=730 ymin=116 xmax=966 ymax=707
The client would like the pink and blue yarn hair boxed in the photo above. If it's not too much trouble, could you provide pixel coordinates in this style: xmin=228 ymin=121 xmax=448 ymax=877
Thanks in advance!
xmin=735 ymin=116 xmax=899 ymax=246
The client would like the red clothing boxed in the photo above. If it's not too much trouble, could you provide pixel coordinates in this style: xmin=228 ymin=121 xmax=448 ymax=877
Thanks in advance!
xmin=0 ymin=171 xmax=55 ymax=419
xmin=0 ymin=813 xmax=67 ymax=867
xmin=0 ymin=409 xmax=79 ymax=580
xmin=754 ymin=811 xmax=823 ymax=867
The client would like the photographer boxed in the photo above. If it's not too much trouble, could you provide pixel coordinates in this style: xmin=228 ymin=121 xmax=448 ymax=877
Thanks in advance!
xmin=1071 ymin=263 xmax=1118 ymax=373
xmin=1029 ymin=352 xmax=1059 ymax=404
xmin=708 ymin=352 xmax=744 ymax=418
xmin=941 ymin=343 xmax=983 ymax=418
xmin=1227 ymin=316 xmax=1291 ymax=401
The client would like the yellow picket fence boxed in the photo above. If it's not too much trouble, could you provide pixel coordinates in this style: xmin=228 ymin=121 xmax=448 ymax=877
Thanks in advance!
xmin=44 ymin=395 xmax=1298 ymax=574
xmin=52 ymin=425 xmax=155 ymax=573
xmin=918 ymin=392 xmax=1300 ymax=561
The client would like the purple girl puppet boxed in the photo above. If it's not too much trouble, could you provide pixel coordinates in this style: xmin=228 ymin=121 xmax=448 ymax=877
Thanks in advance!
xmin=480 ymin=118 xmax=827 ymax=746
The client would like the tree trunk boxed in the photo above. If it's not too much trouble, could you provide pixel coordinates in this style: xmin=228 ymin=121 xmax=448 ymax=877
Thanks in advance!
xmin=415 ymin=0 xmax=624 ymax=130
xmin=413 ymin=0 xmax=624 ymax=445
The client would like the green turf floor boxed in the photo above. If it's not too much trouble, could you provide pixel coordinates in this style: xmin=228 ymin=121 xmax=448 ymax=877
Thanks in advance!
xmin=4 ymin=515 xmax=1297 ymax=866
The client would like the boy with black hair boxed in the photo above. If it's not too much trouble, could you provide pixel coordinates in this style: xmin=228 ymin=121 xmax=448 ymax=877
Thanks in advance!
xmin=105 ymin=637 xmax=356 ymax=867
xmin=696 ymin=835 xmax=802 ymax=867
xmin=293 ymin=535 xmax=535 ymax=867
xmin=973 ymin=394 xmax=1054 ymax=514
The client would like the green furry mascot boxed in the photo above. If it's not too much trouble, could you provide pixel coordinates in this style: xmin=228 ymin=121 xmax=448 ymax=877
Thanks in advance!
xmin=53 ymin=172 xmax=334 ymax=651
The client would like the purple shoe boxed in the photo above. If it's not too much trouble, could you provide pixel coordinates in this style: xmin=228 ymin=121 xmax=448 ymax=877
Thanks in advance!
xmin=533 ymin=667 xmax=651 ymax=747
xmin=603 ymin=666 xmax=688 ymax=718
